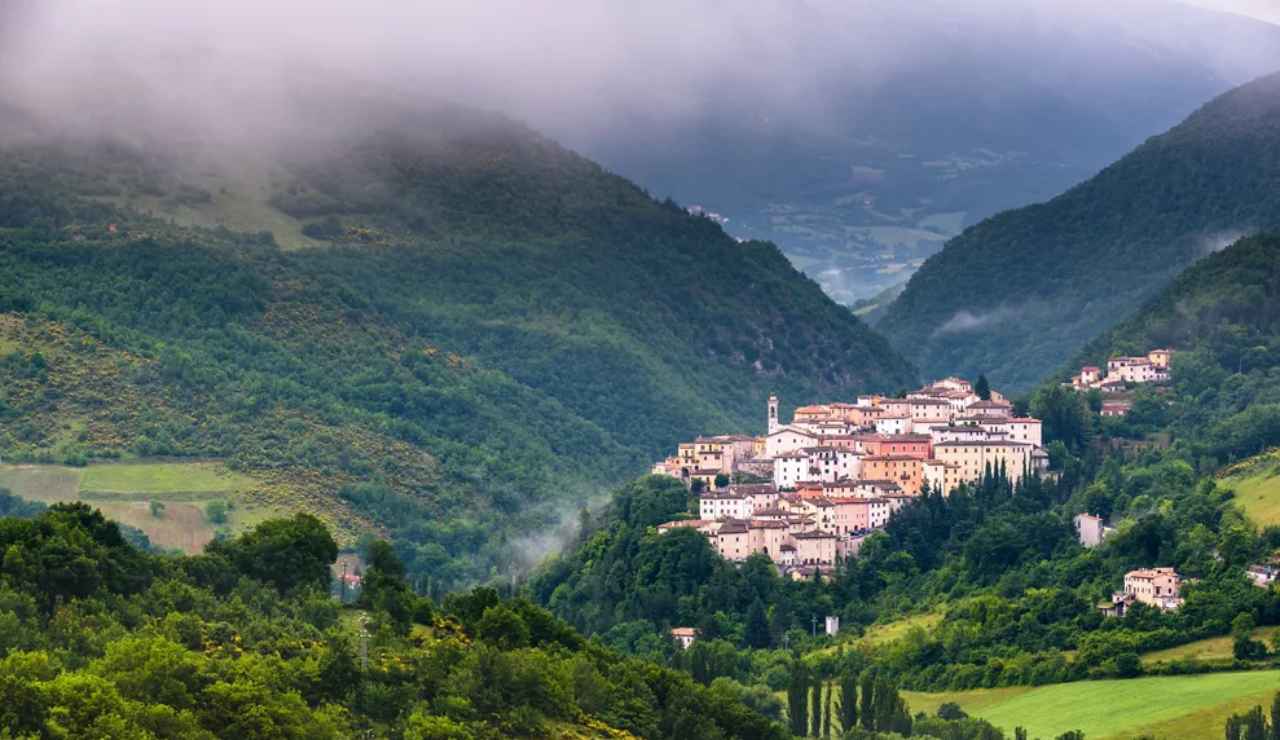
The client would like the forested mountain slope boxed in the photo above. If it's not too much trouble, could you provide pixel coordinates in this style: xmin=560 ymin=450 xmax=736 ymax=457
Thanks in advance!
xmin=0 ymin=103 xmax=916 ymax=587
xmin=879 ymin=71 xmax=1280 ymax=389
xmin=1064 ymin=233 xmax=1280 ymax=463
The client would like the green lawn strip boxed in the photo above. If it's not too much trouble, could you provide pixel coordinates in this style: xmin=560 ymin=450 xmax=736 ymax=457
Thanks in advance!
xmin=923 ymin=671 xmax=1280 ymax=739
xmin=78 ymin=462 xmax=255 ymax=494
xmin=1142 ymin=628 xmax=1280 ymax=665
xmin=902 ymin=686 xmax=1032 ymax=718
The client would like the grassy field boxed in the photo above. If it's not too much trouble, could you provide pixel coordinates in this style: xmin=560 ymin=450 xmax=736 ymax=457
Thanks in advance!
xmin=0 ymin=461 xmax=280 ymax=553
xmin=1142 ymin=628 xmax=1280 ymax=666
xmin=80 ymin=461 xmax=256 ymax=496
xmin=860 ymin=612 xmax=944 ymax=646
xmin=903 ymin=671 xmax=1280 ymax=739
xmin=1223 ymin=463 xmax=1280 ymax=527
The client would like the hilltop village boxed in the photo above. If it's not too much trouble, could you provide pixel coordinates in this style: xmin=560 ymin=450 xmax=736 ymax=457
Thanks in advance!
xmin=651 ymin=376 xmax=1052 ymax=578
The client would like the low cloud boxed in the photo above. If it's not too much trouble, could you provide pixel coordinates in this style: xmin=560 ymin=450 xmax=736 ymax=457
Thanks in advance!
xmin=1199 ymin=228 xmax=1255 ymax=256
xmin=935 ymin=306 xmax=1019 ymax=336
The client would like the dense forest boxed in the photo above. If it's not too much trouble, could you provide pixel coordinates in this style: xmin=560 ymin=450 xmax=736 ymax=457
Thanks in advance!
xmin=0 ymin=102 xmax=915 ymax=588
xmin=878 ymin=71 xmax=1280 ymax=389
xmin=0 ymin=500 xmax=798 ymax=738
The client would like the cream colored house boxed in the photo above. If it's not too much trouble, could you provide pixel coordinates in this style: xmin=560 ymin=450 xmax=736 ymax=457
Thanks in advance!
xmin=1123 ymin=567 xmax=1184 ymax=610
xmin=765 ymin=427 xmax=820 ymax=458
xmin=933 ymin=440 xmax=1033 ymax=485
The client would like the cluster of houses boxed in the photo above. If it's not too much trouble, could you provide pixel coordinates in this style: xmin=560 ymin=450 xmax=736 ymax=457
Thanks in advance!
xmin=1069 ymin=348 xmax=1174 ymax=417
xmin=652 ymin=377 xmax=1052 ymax=577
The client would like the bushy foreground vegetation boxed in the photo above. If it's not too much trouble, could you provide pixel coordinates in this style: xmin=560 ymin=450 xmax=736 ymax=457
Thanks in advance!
xmin=0 ymin=109 xmax=915 ymax=589
xmin=0 ymin=501 xmax=796 ymax=739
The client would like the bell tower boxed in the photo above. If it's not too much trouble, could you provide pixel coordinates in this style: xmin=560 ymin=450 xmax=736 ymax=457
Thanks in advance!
xmin=768 ymin=394 xmax=779 ymax=435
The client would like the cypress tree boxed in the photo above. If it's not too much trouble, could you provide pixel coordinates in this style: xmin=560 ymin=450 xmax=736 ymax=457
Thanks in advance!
xmin=1245 ymin=705 xmax=1269 ymax=740
xmin=823 ymin=679 xmax=833 ymax=738
xmin=787 ymin=660 xmax=808 ymax=736
xmin=859 ymin=670 xmax=876 ymax=730
xmin=745 ymin=598 xmax=771 ymax=649
xmin=1270 ymin=692 xmax=1280 ymax=740
xmin=810 ymin=679 xmax=822 ymax=738
xmin=836 ymin=669 xmax=858 ymax=734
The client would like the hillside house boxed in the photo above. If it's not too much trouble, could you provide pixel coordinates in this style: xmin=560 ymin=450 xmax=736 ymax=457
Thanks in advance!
xmin=699 ymin=491 xmax=751 ymax=520
xmin=860 ymin=455 xmax=924 ymax=495
xmin=922 ymin=459 xmax=962 ymax=496
xmin=792 ymin=529 xmax=838 ymax=565
xmin=1074 ymin=512 xmax=1114 ymax=548
xmin=1122 ymin=567 xmax=1184 ymax=611
xmin=1247 ymin=562 xmax=1280 ymax=588
xmin=967 ymin=400 xmax=1013 ymax=418
xmin=875 ymin=416 xmax=911 ymax=435
xmin=766 ymin=427 xmax=820 ymax=458
xmin=671 ymin=627 xmax=698 ymax=649
xmin=933 ymin=440 xmax=1034 ymax=485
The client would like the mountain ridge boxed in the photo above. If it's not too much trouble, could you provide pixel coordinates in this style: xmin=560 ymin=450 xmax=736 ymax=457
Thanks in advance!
xmin=878 ymin=70 xmax=1280 ymax=389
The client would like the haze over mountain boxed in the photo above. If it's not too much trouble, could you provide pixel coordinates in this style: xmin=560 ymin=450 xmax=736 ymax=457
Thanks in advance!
xmin=0 ymin=4 xmax=918 ymax=588
xmin=879 ymin=71 xmax=1280 ymax=390
xmin=4 ymin=1 xmax=1280 ymax=306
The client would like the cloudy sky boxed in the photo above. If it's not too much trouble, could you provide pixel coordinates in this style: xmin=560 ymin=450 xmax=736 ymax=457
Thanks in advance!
xmin=0 ymin=0 xmax=1276 ymax=149
xmin=1185 ymin=0 xmax=1280 ymax=23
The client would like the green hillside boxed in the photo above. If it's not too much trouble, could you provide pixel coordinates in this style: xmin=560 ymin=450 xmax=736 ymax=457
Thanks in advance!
xmin=1063 ymin=233 xmax=1280 ymax=465
xmin=878 ymin=71 xmax=1280 ymax=389
xmin=0 ymin=104 xmax=916 ymax=587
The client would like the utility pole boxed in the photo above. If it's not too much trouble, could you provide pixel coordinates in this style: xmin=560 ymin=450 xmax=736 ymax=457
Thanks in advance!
xmin=812 ymin=615 xmax=818 ymax=638
xmin=340 ymin=562 xmax=348 ymax=603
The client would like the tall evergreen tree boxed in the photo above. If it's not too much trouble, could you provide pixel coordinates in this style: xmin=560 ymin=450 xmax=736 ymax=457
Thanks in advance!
xmin=823 ymin=680 xmax=833 ymax=738
xmin=745 ymin=598 xmax=771 ymax=649
xmin=836 ymin=670 xmax=858 ymax=733
xmin=1245 ymin=706 xmax=1269 ymax=740
xmin=810 ymin=680 xmax=822 ymax=738
xmin=975 ymin=374 xmax=991 ymax=400
xmin=787 ymin=659 xmax=809 ymax=736
xmin=859 ymin=670 xmax=876 ymax=730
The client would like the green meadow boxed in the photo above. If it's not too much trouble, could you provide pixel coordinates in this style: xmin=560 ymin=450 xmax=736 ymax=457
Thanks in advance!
xmin=904 ymin=671 xmax=1280 ymax=739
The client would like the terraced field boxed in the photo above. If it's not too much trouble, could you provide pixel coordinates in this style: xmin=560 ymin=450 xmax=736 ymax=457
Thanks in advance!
xmin=0 ymin=461 xmax=284 ymax=552
xmin=903 ymin=671 xmax=1280 ymax=739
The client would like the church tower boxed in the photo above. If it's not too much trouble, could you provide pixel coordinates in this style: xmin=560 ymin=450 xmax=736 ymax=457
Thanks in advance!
xmin=768 ymin=394 xmax=779 ymax=435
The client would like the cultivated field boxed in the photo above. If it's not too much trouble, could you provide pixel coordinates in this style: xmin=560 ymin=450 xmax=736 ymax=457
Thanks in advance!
xmin=0 ymin=461 xmax=281 ymax=553
xmin=903 ymin=670 xmax=1280 ymax=739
